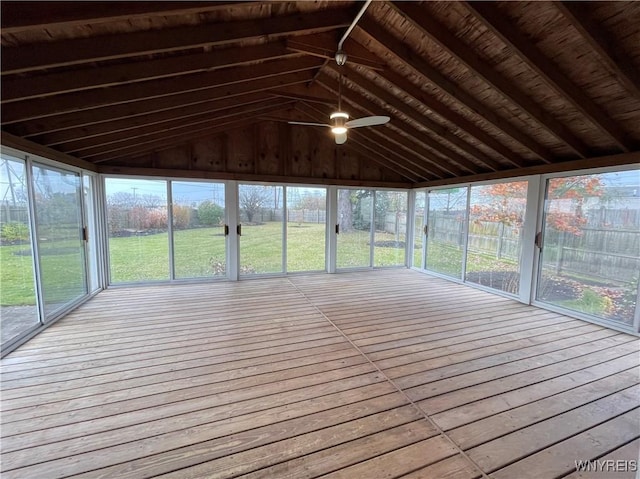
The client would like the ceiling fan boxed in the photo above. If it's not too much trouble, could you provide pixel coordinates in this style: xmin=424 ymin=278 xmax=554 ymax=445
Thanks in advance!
xmin=288 ymin=51 xmax=390 ymax=144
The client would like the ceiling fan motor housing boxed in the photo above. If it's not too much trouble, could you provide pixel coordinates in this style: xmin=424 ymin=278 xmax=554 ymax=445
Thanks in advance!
xmin=330 ymin=111 xmax=349 ymax=134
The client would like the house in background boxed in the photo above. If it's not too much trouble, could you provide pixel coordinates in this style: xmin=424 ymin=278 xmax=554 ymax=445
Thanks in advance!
xmin=1 ymin=2 xmax=639 ymax=478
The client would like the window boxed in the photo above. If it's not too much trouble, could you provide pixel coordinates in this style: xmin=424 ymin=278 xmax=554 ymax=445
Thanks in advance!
xmin=425 ymin=187 xmax=468 ymax=278
xmin=0 ymin=155 xmax=39 ymax=345
xmin=536 ymin=169 xmax=639 ymax=326
xmin=465 ymin=181 xmax=528 ymax=295
xmin=171 ymin=181 xmax=226 ymax=279
xmin=105 ymin=178 xmax=169 ymax=283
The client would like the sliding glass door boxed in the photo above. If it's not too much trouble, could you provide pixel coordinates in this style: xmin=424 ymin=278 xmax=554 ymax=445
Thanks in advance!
xmin=536 ymin=169 xmax=640 ymax=327
xmin=286 ymin=186 xmax=326 ymax=272
xmin=105 ymin=178 xmax=169 ymax=283
xmin=337 ymin=189 xmax=372 ymax=268
xmin=0 ymin=155 xmax=39 ymax=344
xmin=425 ymin=187 xmax=468 ymax=278
xmin=32 ymin=164 xmax=88 ymax=318
xmin=465 ymin=181 xmax=528 ymax=295
xmin=172 ymin=181 xmax=226 ymax=278
xmin=337 ymin=188 xmax=408 ymax=269
xmin=238 ymin=184 xmax=283 ymax=275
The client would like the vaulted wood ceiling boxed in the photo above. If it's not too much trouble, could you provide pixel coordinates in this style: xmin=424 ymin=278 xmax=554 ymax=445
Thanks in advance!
xmin=2 ymin=1 xmax=639 ymax=187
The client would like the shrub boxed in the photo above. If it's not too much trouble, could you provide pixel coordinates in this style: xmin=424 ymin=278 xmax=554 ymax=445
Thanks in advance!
xmin=1 ymin=222 xmax=29 ymax=242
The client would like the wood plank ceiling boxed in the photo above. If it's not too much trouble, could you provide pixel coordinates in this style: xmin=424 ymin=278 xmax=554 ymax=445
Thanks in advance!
xmin=1 ymin=1 xmax=639 ymax=186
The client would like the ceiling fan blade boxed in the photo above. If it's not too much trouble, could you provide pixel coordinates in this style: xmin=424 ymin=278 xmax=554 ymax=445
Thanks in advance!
xmin=345 ymin=116 xmax=390 ymax=128
xmin=334 ymin=132 xmax=347 ymax=144
xmin=288 ymin=121 xmax=330 ymax=127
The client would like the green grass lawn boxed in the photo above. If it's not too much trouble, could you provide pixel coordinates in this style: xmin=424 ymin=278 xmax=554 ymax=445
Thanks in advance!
xmin=1 ymin=240 xmax=86 ymax=307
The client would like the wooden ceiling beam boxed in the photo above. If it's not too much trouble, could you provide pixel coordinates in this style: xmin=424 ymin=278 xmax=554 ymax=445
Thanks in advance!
xmin=1 ymin=57 xmax=323 ymax=124
xmin=286 ymin=32 xmax=385 ymax=71
xmin=0 ymin=2 xmax=253 ymax=34
xmin=466 ymin=1 xmax=635 ymax=153
xmin=1 ymin=8 xmax=352 ymax=74
xmin=299 ymin=95 xmax=453 ymax=179
xmin=85 ymin=104 xmax=293 ymax=163
xmin=317 ymin=73 xmax=474 ymax=176
xmin=356 ymin=18 xmax=555 ymax=163
xmin=269 ymin=84 xmax=338 ymax=106
xmin=556 ymin=2 xmax=640 ymax=99
xmin=59 ymin=99 xmax=293 ymax=155
xmin=90 ymin=118 xmax=261 ymax=165
xmin=391 ymin=3 xmax=592 ymax=158
xmin=2 ymin=42 xmax=297 ymax=103
xmin=416 ymin=151 xmax=640 ymax=188
xmin=12 ymin=72 xmax=314 ymax=137
xmin=334 ymin=64 xmax=503 ymax=172
xmin=295 ymin=102 xmax=428 ymax=182
xmin=371 ymin=65 xmax=529 ymax=168
xmin=34 ymin=94 xmax=274 ymax=147
xmin=346 ymin=140 xmax=428 ymax=183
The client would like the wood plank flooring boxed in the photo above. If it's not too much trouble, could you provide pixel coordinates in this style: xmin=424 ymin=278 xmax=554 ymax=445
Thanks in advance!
xmin=1 ymin=269 xmax=638 ymax=478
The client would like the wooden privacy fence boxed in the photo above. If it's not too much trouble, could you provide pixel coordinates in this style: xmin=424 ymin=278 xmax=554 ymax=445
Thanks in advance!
xmin=430 ymin=213 xmax=639 ymax=286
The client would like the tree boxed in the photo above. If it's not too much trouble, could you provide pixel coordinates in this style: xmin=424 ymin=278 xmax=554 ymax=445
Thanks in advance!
xmin=546 ymin=176 xmax=602 ymax=235
xmin=197 ymin=201 xmax=224 ymax=226
xmin=338 ymin=189 xmax=354 ymax=233
xmin=469 ymin=176 xmax=603 ymax=235
xmin=469 ymin=181 xmax=528 ymax=228
xmin=239 ymin=185 xmax=270 ymax=223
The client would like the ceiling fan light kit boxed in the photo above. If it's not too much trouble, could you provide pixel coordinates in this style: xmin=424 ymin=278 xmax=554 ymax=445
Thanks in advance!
xmin=330 ymin=111 xmax=349 ymax=134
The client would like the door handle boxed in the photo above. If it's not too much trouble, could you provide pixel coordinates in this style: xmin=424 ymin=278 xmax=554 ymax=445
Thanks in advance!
xmin=237 ymin=224 xmax=242 ymax=236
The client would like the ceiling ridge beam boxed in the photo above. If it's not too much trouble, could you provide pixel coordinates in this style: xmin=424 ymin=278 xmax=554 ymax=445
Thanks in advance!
xmin=13 ymin=73 xmax=314 ymax=137
xmin=59 ymin=99 xmax=292 ymax=155
xmin=1 ymin=57 xmax=323 ymax=124
xmin=556 ymin=2 xmax=640 ymax=99
xmin=357 ymin=17 xmax=555 ymax=163
xmin=391 ymin=2 xmax=592 ymax=158
xmin=295 ymin=102 xmax=436 ymax=181
xmin=466 ymin=1 xmax=635 ymax=153
xmin=317 ymin=73 xmax=474 ymax=176
xmin=2 ymin=42 xmax=298 ymax=103
xmin=334 ymin=64 xmax=503 ymax=172
xmin=1 ymin=8 xmax=353 ymax=74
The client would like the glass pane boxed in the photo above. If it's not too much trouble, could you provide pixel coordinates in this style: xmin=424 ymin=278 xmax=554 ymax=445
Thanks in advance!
xmin=374 ymin=191 xmax=407 ymax=267
xmin=32 ymin=164 xmax=87 ymax=317
xmin=337 ymin=189 xmax=372 ymax=268
xmin=239 ymin=184 xmax=283 ymax=274
xmin=537 ymin=170 xmax=639 ymax=327
xmin=172 ymin=181 xmax=226 ymax=278
xmin=425 ymin=187 xmax=468 ymax=278
xmin=286 ymin=186 xmax=326 ymax=272
xmin=466 ymin=181 xmax=528 ymax=295
xmin=105 ymin=178 xmax=169 ymax=283
xmin=83 ymin=175 xmax=100 ymax=292
xmin=413 ymin=191 xmax=426 ymax=269
xmin=1 ymin=156 xmax=40 ymax=344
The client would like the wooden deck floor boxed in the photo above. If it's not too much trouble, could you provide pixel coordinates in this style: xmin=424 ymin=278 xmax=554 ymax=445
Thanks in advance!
xmin=1 ymin=269 xmax=638 ymax=479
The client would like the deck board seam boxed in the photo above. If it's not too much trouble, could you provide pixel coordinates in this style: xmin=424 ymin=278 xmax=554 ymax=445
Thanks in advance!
xmin=285 ymin=276 xmax=492 ymax=479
